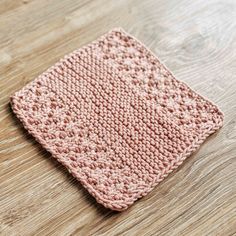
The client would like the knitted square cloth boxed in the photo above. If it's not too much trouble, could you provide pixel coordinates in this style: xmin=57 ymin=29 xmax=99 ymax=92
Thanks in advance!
xmin=11 ymin=28 xmax=223 ymax=211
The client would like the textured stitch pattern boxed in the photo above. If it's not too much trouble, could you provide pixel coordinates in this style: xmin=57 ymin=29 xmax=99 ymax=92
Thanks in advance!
xmin=10 ymin=28 xmax=224 ymax=211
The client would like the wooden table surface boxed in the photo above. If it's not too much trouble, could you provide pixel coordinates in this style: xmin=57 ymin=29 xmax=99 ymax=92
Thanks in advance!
xmin=1 ymin=0 xmax=236 ymax=235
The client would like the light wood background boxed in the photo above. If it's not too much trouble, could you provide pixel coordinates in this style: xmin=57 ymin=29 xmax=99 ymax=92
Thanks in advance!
xmin=1 ymin=0 xmax=236 ymax=235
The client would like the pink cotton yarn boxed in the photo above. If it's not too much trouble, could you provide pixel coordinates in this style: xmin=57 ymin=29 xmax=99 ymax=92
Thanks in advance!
xmin=10 ymin=28 xmax=223 ymax=211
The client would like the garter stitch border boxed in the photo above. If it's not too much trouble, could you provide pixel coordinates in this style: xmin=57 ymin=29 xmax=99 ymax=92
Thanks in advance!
xmin=10 ymin=28 xmax=224 ymax=211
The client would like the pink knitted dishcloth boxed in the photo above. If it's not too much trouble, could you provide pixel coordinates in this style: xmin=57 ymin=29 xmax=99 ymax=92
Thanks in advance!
xmin=10 ymin=28 xmax=223 ymax=211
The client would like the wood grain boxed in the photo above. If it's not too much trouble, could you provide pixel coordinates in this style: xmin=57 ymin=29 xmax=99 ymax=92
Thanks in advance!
xmin=0 ymin=0 xmax=236 ymax=235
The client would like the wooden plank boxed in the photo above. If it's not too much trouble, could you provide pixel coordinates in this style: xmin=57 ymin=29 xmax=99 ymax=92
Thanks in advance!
xmin=0 ymin=0 xmax=236 ymax=235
